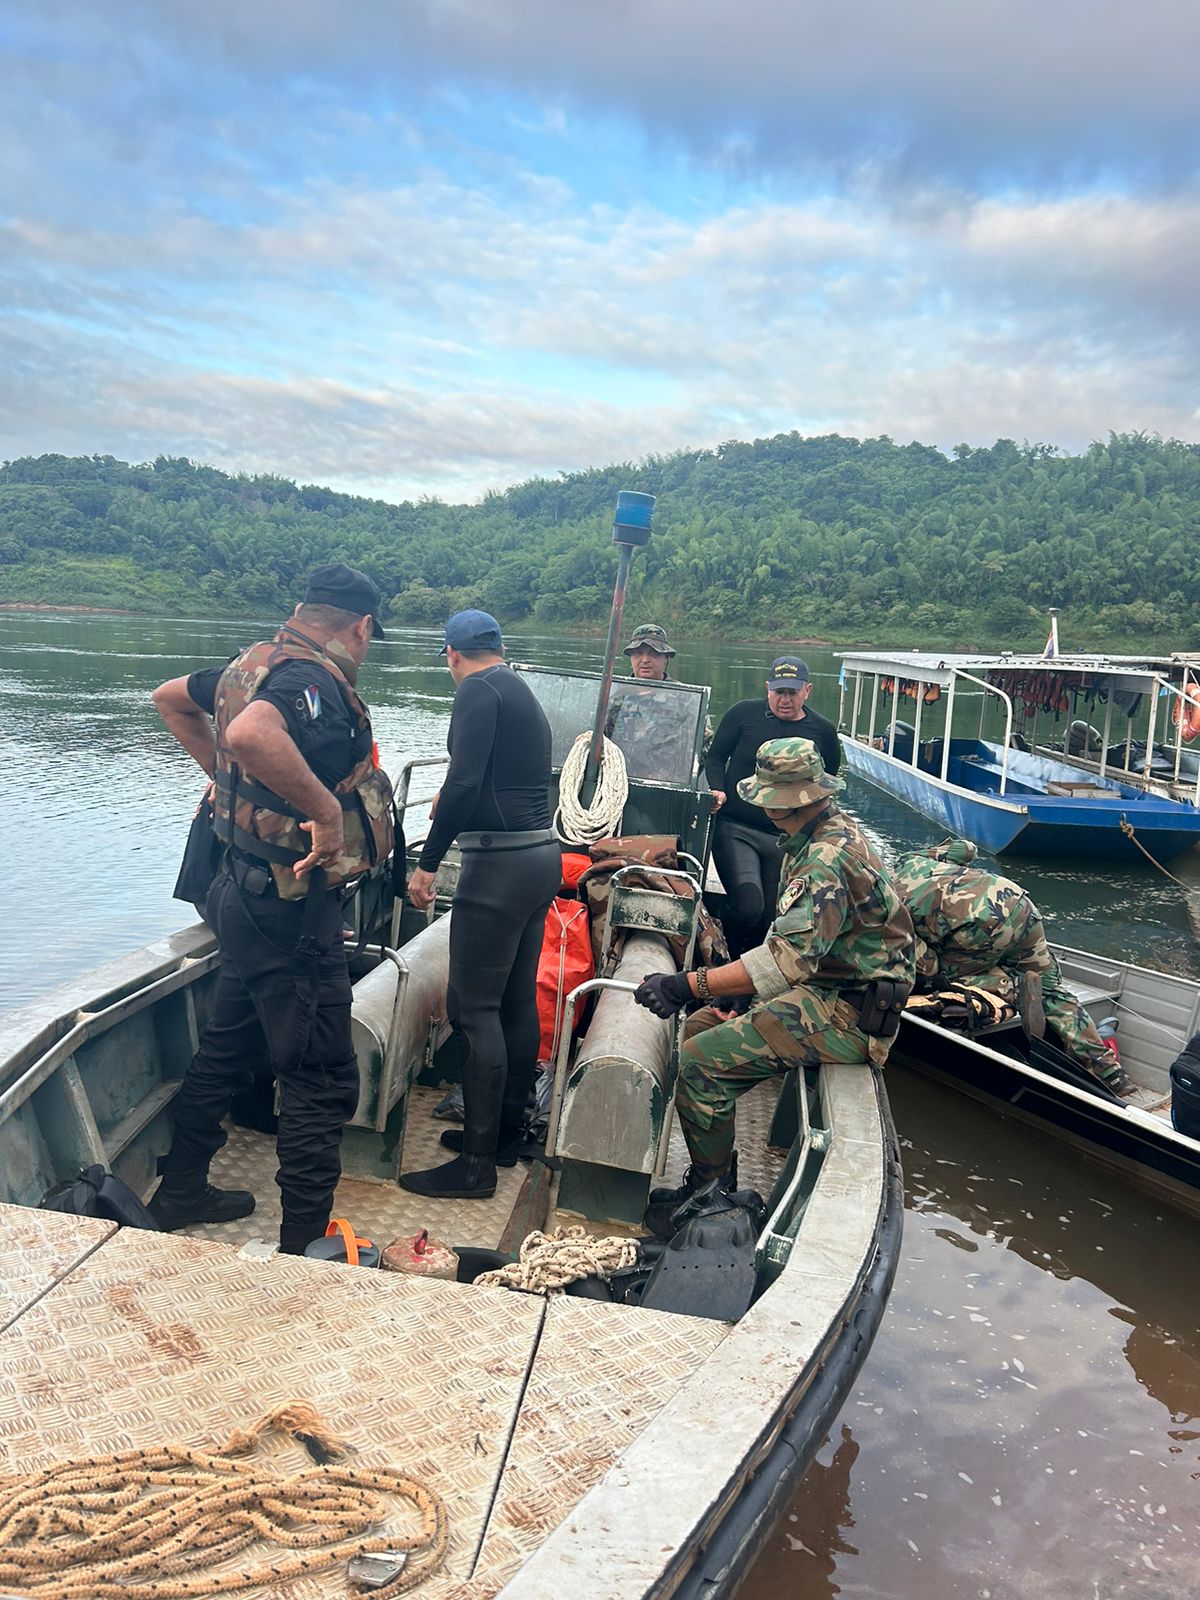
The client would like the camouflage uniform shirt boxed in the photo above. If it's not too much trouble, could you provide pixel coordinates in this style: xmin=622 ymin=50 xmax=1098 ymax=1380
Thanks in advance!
xmin=741 ymin=803 xmax=916 ymax=999
xmin=892 ymin=847 xmax=1036 ymax=980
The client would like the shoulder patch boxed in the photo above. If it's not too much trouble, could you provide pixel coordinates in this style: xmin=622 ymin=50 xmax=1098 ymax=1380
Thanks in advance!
xmin=294 ymin=685 xmax=322 ymax=720
xmin=778 ymin=875 xmax=808 ymax=914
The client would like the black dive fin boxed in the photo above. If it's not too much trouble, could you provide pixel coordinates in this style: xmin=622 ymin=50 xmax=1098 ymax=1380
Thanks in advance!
xmin=638 ymin=1208 xmax=758 ymax=1321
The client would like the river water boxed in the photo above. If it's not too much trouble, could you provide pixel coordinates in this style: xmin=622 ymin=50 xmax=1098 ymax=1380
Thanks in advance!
xmin=2 ymin=611 xmax=1198 ymax=1596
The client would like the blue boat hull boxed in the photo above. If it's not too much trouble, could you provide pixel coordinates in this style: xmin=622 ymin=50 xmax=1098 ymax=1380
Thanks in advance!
xmin=843 ymin=739 xmax=1200 ymax=863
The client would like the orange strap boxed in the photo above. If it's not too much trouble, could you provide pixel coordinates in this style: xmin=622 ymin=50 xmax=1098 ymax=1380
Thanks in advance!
xmin=325 ymin=1217 xmax=371 ymax=1267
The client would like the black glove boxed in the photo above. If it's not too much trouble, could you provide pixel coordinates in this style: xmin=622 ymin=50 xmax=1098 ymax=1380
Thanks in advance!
xmin=635 ymin=971 xmax=692 ymax=1019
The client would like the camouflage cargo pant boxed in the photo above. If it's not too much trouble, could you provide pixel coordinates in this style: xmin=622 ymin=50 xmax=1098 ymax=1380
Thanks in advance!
xmin=938 ymin=899 xmax=1115 ymax=1075
xmin=675 ymin=987 xmax=887 ymax=1178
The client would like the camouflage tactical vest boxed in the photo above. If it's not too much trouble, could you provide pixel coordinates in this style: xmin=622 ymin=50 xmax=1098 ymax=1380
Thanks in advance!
xmin=212 ymin=625 xmax=395 ymax=901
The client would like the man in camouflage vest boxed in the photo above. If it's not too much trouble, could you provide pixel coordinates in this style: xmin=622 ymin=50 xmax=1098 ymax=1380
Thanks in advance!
xmin=635 ymin=738 xmax=916 ymax=1190
xmin=147 ymin=563 xmax=393 ymax=1252
xmin=892 ymin=838 xmax=1135 ymax=1096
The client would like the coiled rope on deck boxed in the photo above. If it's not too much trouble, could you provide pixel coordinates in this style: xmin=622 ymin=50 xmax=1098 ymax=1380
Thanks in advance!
xmin=554 ymin=731 xmax=628 ymax=846
xmin=0 ymin=1402 xmax=448 ymax=1600
xmin=476 ymin=1226 xmax=639 ymax=1295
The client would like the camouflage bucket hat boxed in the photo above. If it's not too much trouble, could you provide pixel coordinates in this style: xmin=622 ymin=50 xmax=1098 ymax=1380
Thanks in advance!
xmin=622 ymin=623 xmax=676 ymax=656
xmin=737 ymin=737 xmax=843 ymax=809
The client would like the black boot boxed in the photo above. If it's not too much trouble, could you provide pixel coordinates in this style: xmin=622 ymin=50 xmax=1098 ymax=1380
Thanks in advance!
xmin=649 ymin=1149 xmax=738 ymax=1207
xmin=399 ymin=1154 xmax=497 ymax=1200
xmin=439 ymin=1125 xmax=528 ymax=1166
xmin=149 ymin=1182 xmax=256 ymax=1230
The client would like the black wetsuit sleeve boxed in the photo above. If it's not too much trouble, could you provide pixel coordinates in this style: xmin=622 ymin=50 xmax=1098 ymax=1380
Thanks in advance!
xmin=704 ymin=704 xmax=743 ymax=790
xmin=419 ymin=675 xmax=501 ymax=872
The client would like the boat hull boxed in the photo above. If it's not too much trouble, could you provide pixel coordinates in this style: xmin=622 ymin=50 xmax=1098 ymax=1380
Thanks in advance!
xmin=843 ymin=739 xmax=1200 ymax=862
xmin=895 ymin=1019 xmax=1200 ymax=1217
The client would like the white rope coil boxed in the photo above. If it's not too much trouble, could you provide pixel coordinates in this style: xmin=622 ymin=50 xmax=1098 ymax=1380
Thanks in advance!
xmin=554 ymin=731 xmax=628 ymax=846
xmin=475 ymin=1227 xmax=639 ymax=1296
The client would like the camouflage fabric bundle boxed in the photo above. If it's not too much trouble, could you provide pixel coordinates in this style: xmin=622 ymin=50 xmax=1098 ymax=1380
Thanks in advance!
xmin=579 ymin=836 xmax=728 ymax=972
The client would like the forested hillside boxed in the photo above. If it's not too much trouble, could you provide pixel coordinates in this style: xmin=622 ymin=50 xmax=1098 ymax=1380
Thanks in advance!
xmin=1 ymin=432 xmax=1197 ymax=650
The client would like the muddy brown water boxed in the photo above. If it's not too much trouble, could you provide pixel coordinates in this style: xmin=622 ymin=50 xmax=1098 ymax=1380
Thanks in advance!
xmin=2 ymin=612 xmax=1198 ymax=1597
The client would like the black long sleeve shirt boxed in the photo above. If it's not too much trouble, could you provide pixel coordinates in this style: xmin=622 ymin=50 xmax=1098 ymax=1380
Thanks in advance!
xmin=419 ymin=665 xmax=552 ymax=871
xmin=704 ymin=698 xmax=842 ymax=833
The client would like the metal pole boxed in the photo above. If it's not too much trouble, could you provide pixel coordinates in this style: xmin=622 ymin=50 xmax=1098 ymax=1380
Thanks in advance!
xmin=940 ymin=677 xmax=955 ymax=782
xmin=583 ymin=541 xmax=633 ymax=799
xmin=1099 ymin=693 xmax=1113 ymax=781
xmin=582 ymin=491 xmax=655 ymax=804
xmin=911 ymin=682 xmax=924 ymax=768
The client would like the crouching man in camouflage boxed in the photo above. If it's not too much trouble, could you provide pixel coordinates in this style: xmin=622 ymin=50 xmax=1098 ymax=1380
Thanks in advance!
xmin=892 ymin=838 xmax=1135 ymax=1097
xmin=634 ymin=738 xmax=916 ymax=1197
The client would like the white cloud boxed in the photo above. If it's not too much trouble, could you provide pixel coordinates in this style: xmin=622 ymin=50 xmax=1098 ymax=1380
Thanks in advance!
xmin=1 ymin=4 xmax=1196 ymax=498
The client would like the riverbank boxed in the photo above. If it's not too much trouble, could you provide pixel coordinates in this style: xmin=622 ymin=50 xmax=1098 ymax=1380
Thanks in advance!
xmin=0 ymin=573 xmax=1186 ymax=656
xmin=0 ymin=601 xmax=136 ymax=615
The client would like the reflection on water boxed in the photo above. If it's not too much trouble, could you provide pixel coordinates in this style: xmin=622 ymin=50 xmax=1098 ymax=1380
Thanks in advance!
xmin=3 ymin=610 xmax=1199 ymax=1597
xmin=746 ymin=1068 xmax=1200 ymax=1599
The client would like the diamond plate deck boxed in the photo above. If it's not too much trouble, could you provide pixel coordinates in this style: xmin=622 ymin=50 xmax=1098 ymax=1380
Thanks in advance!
xmin=196 ymin=1086 xmax=532 ymax=1254
xmin=0 ymin=1226 xmax=544 ymax=1597
xmin=659 ymin=1073 xmax=787 ymax=1197
xmin=0 ymin=1202 xmax=115 ymax=1332
xmin=474 ymin=1295 xmax=726 ymax=1590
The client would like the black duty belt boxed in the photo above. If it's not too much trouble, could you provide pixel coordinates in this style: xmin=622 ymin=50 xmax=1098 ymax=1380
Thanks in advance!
xmin=458 ymin=828 xmax=557 ymax=852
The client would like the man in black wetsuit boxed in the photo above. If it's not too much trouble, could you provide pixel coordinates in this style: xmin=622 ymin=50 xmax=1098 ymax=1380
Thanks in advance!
xmin=147 ymin=563 xmax=393 ymax=1254
xmin=401 ymin=609 xmax=559 ymax=1200
xmin=705 ymin=657 xmax=842 ymax=957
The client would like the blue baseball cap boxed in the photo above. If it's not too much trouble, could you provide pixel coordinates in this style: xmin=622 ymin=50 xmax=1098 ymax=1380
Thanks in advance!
xmin=439 ymin=608 xmax=503 ymax=654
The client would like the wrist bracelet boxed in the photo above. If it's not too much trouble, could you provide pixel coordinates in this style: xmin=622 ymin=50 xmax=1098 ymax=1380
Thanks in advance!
xmin=695 ymin=967 xmax=713 ymax=1003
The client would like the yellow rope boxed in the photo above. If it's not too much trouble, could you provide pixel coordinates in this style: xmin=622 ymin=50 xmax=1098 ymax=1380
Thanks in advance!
xmin=1118 ymin=818 xmax=1191 ymax=889
xmin=1118 ymin=819 xmax=1200 ymax=945
xmin=0 ymin=1402 xmax=448 ymax=1599
xmin=476 ymin=1226 xmax=639 ymax=1295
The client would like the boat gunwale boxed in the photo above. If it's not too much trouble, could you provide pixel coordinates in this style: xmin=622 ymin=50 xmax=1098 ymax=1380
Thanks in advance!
xmin=899 ymin=940 xmax=1200 ymax=1158
xmin=495 ymin=1062 xmax=898 ymax=1600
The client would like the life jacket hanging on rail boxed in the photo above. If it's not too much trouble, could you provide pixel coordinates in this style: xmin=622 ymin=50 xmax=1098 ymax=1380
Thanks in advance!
xmin=212 ymin=625 xmax=395 ymax=901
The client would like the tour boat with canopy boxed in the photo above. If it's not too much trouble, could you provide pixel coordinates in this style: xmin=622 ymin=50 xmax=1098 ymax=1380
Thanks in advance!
xmin=836 ymin=647 xmax=1200 ymax=861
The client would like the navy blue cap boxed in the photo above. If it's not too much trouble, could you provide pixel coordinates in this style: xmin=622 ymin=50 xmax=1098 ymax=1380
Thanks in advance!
xmin=303 ymin=562 xmax=385 ymax=638
xmin=767 ymin=656 xmax=810 ymax=689
xmin=439 ymin=608 xmax=503 ymax=654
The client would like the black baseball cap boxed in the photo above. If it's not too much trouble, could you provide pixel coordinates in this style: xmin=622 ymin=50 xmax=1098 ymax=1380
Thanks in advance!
xmin=767 ymin=656 xmax=810 ymax=689
xmin=303 ymin=562 xmax=385 ymax=638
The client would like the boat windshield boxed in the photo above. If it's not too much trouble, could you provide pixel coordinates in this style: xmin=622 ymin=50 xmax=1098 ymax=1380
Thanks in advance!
xmin=514 ymin=666 xmax=706 ymax=787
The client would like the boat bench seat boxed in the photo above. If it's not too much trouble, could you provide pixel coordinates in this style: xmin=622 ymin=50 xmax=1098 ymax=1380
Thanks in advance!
xmin=349 ymin=914 xmax=453 ymax=1131
xmin=953 ymin=756 xmax=1039 ymax=796
xmin=1064 ymin=979 xmax=1120 ymax=1010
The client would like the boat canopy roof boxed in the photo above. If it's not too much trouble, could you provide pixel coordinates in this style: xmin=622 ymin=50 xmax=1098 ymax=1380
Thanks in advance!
xmin=836 ymin=649 xmax=1198 ymax=693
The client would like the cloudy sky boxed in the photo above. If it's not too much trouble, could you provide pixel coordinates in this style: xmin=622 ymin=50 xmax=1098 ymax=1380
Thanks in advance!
xmin=2 ymin=2 xmax=1197 ymax=502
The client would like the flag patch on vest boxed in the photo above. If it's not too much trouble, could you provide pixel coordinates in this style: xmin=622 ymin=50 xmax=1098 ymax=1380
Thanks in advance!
xmin=296 ymin=686 xmax=321 ymax=720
